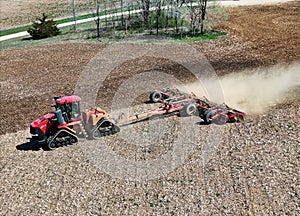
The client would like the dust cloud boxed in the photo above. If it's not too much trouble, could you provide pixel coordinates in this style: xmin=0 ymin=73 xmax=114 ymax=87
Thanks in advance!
xmin=183 ymin=62 xmax=300 ymax=114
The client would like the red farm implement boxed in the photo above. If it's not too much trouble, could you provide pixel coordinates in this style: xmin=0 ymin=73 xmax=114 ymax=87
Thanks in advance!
xmin=116 ymin=88 xmax=245 ymax=126
xmin=118 ymin=88 xmax=245 ymax=125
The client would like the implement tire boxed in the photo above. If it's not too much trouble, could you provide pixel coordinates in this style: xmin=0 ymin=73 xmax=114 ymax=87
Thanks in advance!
xmin=204 ymin=110 xmax=216 ymax=124
xmin=180 ymin=103 xmax=198 ymax=117
xmin=150 ymin=91 xmax=162 ymax=103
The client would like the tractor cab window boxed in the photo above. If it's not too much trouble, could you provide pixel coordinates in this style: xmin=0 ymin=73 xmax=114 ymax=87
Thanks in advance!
xmin=70 ymin=102 xmax=81 ymax=119
xmin=57 ymin=103 xmax=66 ymax=113
xmin=57 ymin=102 xmax=81 ymax=121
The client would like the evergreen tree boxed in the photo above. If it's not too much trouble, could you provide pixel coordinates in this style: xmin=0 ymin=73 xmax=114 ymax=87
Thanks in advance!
xmin=27 ymin=13 xmax=61 ymax=39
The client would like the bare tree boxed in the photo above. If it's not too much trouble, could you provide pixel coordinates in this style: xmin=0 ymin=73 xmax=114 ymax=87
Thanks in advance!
xmin=172 ymin=0 xmax=182 ymax=34
xmin=199 ymin=0 xmax=208 ymax=34
xmin=140 ymin=0 xmax=151 ymax=27
xmin=121 ymin=0 xmax=124 ymax=26
xmin=71 ymin=0 xmax=77 ymax=32
xmin=95 ymin=0 xmax=101 ymax=39
xmin=188 ymin=0 xmax=197 ymax=35
xmin=110 ymin=1 xmax=117 ymax=33
xmin=183 ymin=0 xmax=208 ymax=35
xmin=155 ymin=0 xmax=163 ymax=34
xmin=104 ymin=0 xmax=108 ymax=29
xmin=123 ymin=0 xmax=133 ymax=33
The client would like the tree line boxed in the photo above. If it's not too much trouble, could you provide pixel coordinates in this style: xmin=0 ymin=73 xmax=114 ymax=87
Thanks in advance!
xmin=28 ymin=0 xmax=218 ymax=39
xmin=83 ymin=0 xmax=209 ymax=38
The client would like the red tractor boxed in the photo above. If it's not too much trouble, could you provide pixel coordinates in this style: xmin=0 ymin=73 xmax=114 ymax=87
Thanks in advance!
xmin=30 ymin=95 xmax=119 ymax=150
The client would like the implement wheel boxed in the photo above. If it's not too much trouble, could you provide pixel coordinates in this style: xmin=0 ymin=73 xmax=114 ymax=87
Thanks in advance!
xmin=150 ymin=91 xmax=162 ymax=103
xmin=204 ymin=110 xmax=216 ymax=124
xmin=180 ymin=103 xmax=198 ymax=117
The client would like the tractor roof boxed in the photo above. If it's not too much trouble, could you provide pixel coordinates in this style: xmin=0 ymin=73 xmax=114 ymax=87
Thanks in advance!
xmin=56 ymin=95 xmax=81 ymax=104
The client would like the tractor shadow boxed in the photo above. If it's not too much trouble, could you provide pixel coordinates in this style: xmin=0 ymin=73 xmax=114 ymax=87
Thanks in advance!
xmin=16 ymin=141 xmax=44 ymax=151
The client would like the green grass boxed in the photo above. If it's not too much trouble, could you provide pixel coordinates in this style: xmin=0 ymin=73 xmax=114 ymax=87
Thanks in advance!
xmin=0 ymin=25 xmax=32 ymax=37
xmin=0 ymin=25 xmax=227 ymax=50
xmin=176 ymin=31 xmax=227 ymax=42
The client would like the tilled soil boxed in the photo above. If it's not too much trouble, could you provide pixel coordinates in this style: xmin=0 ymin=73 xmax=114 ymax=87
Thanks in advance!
xmin=0 ymin=2 xmax=299 ymax=215
xmin=1 ymin=102 xmax=299 ymax=215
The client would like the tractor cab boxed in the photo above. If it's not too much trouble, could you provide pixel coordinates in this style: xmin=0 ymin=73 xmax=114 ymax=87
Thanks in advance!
xmin=54 ymin=95 xmax=81 ymax=122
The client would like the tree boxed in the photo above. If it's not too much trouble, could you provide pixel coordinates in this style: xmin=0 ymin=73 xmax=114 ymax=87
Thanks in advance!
xmin=199 ymin=0 xmax=208 ymax=34
xmin=95 ymin=0 xmax=101 ymax=39
xmin=110 ymin=1 xmax=117 ymax=33
xmin=120 ymin=0 xmax=124 ymax=26
xmin=71 ymin=0 xmax=77 ymax=32
xmin=155 ymin=0 xmax=163 ymax=34
xmin=104 ymin=0 xmax=108 ymax=29
xmin=169 ymin=0 xmax=183 ymax=34
xmin=27 ymin=13 xmax=61 ymax=39
xmin=183 ymin=0 xmax=208 ymax=35
xmin=140 ymin=0 xmax=151 ymax=27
